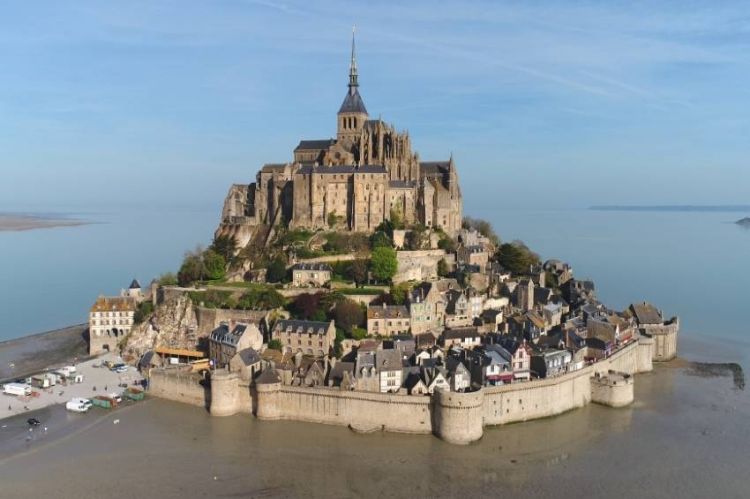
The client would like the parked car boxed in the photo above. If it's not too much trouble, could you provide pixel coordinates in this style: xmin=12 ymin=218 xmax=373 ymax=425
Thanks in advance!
xmin=27 ymin=417 xmax=41 ymax=426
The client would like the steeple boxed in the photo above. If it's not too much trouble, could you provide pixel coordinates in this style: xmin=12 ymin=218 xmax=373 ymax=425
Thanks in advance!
xmin=338 ymin=25 xmax=368 ymax=142
xmin=349 ymin=25 xmax=358 ymax=92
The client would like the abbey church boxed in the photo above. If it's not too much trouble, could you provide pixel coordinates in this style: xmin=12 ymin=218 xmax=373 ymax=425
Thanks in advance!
xmin=218 ymin=33 xmax=463 ymax=242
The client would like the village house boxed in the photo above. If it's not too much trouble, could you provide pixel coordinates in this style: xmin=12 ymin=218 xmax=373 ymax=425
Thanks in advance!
xmin=441 ymin=327 xmax=482 ymax=349
xmin=229 ymin=348 xmax=262 ymax=382
xmin=271 ymin=319 xmax=336 ymax=357
xmin=209 ymin=321 xmax=264 ymax=368
xmin=530 ymin=349 xmax=573 ymax=378
xmin=291 ymin=262 xmax=332 ymax=288
xmin=367 ymin=303 xmax=411 ymax=337
xmin=499 ymin=338 xmax=533 ymax=381
xmin=457 ymin=245 xmax=489 ymax=268
xmin=408 ymin=282 xmax=446 ymax=334
xmin=377 ymin=348 xmax=405 ymax=393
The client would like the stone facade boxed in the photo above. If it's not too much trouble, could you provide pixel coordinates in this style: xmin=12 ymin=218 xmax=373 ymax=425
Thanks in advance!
xmin=89 ymin=295 xmax=137 ymax=355
xmin=291 ymin=262 xmax=332 ymax=288
xmin=271 ymin=319 xmax=336 ymax=357
xmin=216 ymin=34 xmax=462 ymax=240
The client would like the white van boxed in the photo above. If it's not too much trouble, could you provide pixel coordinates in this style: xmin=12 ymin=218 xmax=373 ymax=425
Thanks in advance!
xmin=66 ymin=398 xmax=91 ymax=413
xmin=3 ymin=383 xmax=32 ymax=396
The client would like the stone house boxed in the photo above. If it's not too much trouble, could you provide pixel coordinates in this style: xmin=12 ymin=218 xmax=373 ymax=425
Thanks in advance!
xmin=512 ymin=279 xmax=535 ymax=312
xmin=328 ymin=361 xmax=356 ymax=390
xmin=229 ymin=348 xmax=262 ymax=382
xmin=366 ymin=303 xmax=411 ymax=337
xmin=499 ymin=339 xmax=533 ymax=381
xmin=457 ymin=245 xmax=489 ymax=268
xmin=88 ymin=295 xmax=137 ymax=355
xmin=408 ymin=282 xmax=446 ymax=334
xmin=209 ymin=321 xmax=264 ymax=368
xmin=403 ymin=372 xmax=428 ymax=395
xmin=441 ymin=327 xmax=482 ymax=349
xmin=587 ymin=312 xmax=635 ymax=346
xmin=425 ymin=369 xmax=450 ymax=394
xmin=447 ymin=360 xmax=472 ymax=392
xmin=530 ymin=349 xmax=572 ymax=378
xmin=291 ymin=262 xmax=332 ymax=288
xmin=377 ymin=349 xmax=404 ymax=393
xmin=271 ymin=319 xmax=336 ymax=357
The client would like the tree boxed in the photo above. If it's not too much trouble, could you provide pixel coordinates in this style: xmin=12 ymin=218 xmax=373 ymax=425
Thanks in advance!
xmin=349 ymin=259 xmax=369 ymax=286
xmin=133 ymin=301 xmax=154 ymax=324
xmin=405 ymin=224 xmax=428 ymax=250
xmin=463 ymin=217 xmax=501 ymax=246
xmin=266 ymin=257 xmax=287 ymax=283
xmin=370 ymin=246 xmax=398 ymax=282
xmin=210 ymin=235 xmax=237 ymax=262
xmin=351 ymin=327 xmax=368 ymax=340
xmin=389 ymin=207 xmax=405 ymax=230
xmin=437 ymin=235 xmax=456 ymax=253
xmin=334 ymin=299 xmax=364 ymax=335
xmin=203 ymin=250 xmax=226 ymax=281
xmin=437 ymin=258 xmax=449 ymax=277
xmin=158 ymin=272 xmax=178 ymax=286
xmin=178 ymin=249 xmax=205 ymax=286
xmin=268 ymin=339 xmax=283 ymax=351
xmin=370 ymin=230 xmax=392 ymax=249
xmin=238 ymin=287 xmax=286 ymax=310
xmin=327 ymin=212 xmax=341 ymax=228
xmin=290 ymin=293 xmax=325 ymax=320
xmin=495 ymin=241 xmax=541 ymax=275
xmin=390 ymin=282 xmax=412 ymax=305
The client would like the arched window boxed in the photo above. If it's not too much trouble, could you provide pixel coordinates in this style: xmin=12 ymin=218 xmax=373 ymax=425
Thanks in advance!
xmin=354 ymin=117 xmax=357 ymax=128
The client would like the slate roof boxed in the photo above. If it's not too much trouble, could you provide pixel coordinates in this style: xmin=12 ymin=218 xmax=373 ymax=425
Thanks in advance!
xmin=443 ymin=327 xmax=480 ymax=340
xmin=339 ymin=88 xmax=368 ymax=114
xmin=256 ymin=368 xmax=281 ymax=385
xmin=368 ymin=304 xmax=410 ymax=320
xmin=129 ymin=279 xmax=141 ymax=289
xmin=261 ymin=163 xmax=288 ymax=172
xmin=629 ymin=302 xmax=663 ymax=325
xmin=273 ymin=319 xmax=331 ymax=336
xmin=376 ymin=349 xmax=403 ymax=371
xmin=234 ymin=348 xmax=261 ymax=366
xmin=389 ymin=180 xmax=415 ymax=189
xmin=294 ymin=139 xmax=336 ymax=151
xmin=420 ymin=161 xmax=450 ymax=175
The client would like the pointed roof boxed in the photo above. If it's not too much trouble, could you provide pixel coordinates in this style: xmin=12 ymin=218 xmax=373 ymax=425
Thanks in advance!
xmin=129 ymin=279 xmax=141 ymax=289
xmin=339 ymin=26 xmax=368 ymax=115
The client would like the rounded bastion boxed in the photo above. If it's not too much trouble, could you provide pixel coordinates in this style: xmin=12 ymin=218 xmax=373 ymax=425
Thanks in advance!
xmin=433 ymin=388 xmax=484 ymax=445
xmin=210 ymin=370 xmax=240 ymax=417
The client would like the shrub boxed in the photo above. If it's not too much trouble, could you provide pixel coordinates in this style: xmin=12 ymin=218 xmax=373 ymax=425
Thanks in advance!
xmin=268 ymin=339 xmax=283 ymax=351
xmin=370 ymin=246 xmax=398 ymax=282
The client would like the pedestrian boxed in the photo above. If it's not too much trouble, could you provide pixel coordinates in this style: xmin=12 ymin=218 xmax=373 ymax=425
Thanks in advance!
xmin=8 ymin=404 xmax=11 ymax=411
xmin=104 ymin=385 xmax=108 ymax=391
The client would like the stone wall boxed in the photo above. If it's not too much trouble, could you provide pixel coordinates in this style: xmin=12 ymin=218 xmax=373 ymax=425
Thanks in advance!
xmin=149 ymin=368 xmax=208 ymax=409
xmin=156 ymin=338 xmax=659 ymax=445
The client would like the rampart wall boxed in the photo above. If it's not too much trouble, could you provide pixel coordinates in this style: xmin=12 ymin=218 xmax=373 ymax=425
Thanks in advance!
xmin=149 ymin=368 xmax=208 ymax=409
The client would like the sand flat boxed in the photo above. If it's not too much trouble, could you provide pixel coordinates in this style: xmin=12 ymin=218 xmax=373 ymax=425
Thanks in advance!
xmin=0 ymin=214 xmax=88 ymax=232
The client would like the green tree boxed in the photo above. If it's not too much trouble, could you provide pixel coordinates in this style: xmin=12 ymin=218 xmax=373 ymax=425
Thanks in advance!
xmin=405 ymin=224 xmax=428 ymax=250
xmin=370 ymin=230 xmax=392 ymax=249
xmin=268 ymin=339 xmax=283 ymax=351
xmin=496 ymin=241 xmax=541 ymax=275
xmin=437 ymin=258 xmax=449 ymax=277
xmin=238 ymin=287 xmax=285 ymax=310
xmin=351 ymin=327 xmax=368 ymax=340
xmin=437 ymin=235 xmax=457 ymax=253
xmin=266 ymin=257 xmax=287 ymax=283
xmin=327 ymin=212 xmax=341 ymax=228
xmin=389 ymin=207 xmax=405 ymax=230
xmin=203 ymin=250 xmax=226 ymax=281
xmin=158 ymin=272 xmax=178 ymax=286
xmin=390 ymin=282 xmax=412 ymax=305
xmin=334 ymin=299 xmax=364 ymax=335
xmin=370 ymin=246 xmax=398 ymax=282
xmin=133 ymin=301 xmax=154 ymax=324
xmin=178 ymin=249 xmax=205 ymax=286
xmin=210 ymin=235 xmax=237 ymax=262
xmin=348 ymin=259 xmax=369 ymax=286
xmin=463 ymin=217 xmax=501 ymax=246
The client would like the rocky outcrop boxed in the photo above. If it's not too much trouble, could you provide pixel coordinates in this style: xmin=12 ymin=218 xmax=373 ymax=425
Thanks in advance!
xmin=123 ymin=292 xmax=199 ymax=361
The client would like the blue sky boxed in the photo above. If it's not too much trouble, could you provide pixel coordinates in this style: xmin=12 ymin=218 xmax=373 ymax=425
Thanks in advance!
xmin=1 ymin=0 xmax=748 ymax=213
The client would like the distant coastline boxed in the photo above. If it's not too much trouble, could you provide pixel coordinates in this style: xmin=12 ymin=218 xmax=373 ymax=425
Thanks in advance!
xmin=590 ymin=205 xmax=750 ymax=213
xmin=736 ymin=217 xmax=750 ymax=227
xmin=0 ymin=213 xmax=90 ymax=232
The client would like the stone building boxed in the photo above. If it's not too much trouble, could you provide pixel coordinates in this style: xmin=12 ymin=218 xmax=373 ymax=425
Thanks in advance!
xmin=89 ymin=293 xmax=137 ymax=355
xmin=209 ymin=321 xmax=263 ymax=368
xmin=291 ymin=262 xmax=332 ymax=288
xmin=271 ymin=319 xmax=336 ymax=357
xmin=366 ymin=303 xmax=411 ymax=337
xmin=216 ymin=33 xmax=463 ymax=244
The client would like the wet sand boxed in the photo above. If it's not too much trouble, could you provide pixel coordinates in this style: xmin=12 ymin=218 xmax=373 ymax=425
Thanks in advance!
xmin=0 ymin=214 xmax=89 ymax=232
xmin=0 ymin=359 xmax=748 ymax=498
xmin=0 ymin=324 xmax=88 ymax=382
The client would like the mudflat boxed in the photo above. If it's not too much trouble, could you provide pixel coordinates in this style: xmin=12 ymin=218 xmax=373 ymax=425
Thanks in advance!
xmin=0 ymin=214 xmax=88 ymax=232
xmin=0 ymin=325 xmax=88 ymax=382
xmin=0 ymin=361 xmax=747 ymax=498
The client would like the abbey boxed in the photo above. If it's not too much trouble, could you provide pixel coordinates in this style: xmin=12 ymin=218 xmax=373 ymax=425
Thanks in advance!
xmin=219 ymin=34 xmax=463 ymax=240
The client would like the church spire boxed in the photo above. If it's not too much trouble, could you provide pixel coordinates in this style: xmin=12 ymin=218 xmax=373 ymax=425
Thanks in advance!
xmin=348 ymin=25 xmax=358 ymax=92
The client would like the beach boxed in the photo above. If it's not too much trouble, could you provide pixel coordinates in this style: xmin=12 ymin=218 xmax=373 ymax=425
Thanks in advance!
xmin=0 ymin=332 xmax=748 ymax=498
xmin=0 ymin=324 xmax=88 ymax=382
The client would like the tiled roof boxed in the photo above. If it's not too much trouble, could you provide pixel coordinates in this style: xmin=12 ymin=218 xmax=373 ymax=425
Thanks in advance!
xmin=273 ymin=319 xmax=331 ymax=335
xmin=90 ymin=296 xmax=136 ymax=313
xmin=367 ymin=305 xmax=410 ymax=320
xmin=292 ymin=262 xmax=332 ymax=272
xmin=294 ymin=139 xmax=336 ymax=151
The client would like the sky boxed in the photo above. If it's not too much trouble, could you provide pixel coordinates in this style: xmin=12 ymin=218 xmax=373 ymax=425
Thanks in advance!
xmin=0 ymin=0 xmax=749 ymax=214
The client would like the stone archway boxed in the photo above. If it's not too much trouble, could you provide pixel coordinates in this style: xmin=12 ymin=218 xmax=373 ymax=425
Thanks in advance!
xmin=102 ymin=344 xmax=110 ymax=352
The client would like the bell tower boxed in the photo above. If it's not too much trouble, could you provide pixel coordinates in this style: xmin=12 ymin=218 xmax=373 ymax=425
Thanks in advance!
xmin=337 ymin=26 xmax=368 ymax=147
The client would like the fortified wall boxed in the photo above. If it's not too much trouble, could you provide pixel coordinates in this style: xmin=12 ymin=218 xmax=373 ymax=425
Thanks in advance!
xmin=192 ymin=337 xmax=656 ymax=445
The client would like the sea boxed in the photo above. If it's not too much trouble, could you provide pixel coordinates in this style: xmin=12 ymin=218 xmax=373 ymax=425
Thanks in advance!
xmin=1 ymin=204 xmax=749 ymax=498
xmin=1 ymin=204 xmax=747 ymax=359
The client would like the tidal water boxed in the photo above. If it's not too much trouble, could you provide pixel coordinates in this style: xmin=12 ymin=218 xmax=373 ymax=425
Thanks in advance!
xmin=2 ymin=205 xmax=748 ymax=359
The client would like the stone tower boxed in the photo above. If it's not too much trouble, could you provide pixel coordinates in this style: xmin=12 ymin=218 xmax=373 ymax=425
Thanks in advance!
xmin=337 ymin=27 xmax=368 ymax=150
